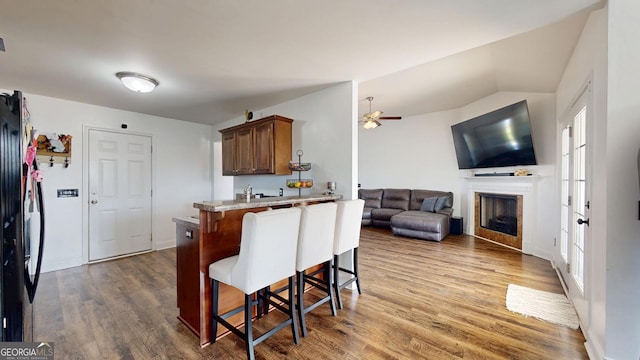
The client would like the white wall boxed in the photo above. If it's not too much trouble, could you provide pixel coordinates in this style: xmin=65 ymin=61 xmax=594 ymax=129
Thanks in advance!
xmin=2 ymin=90 xmax=213 ymax=272
xmin=358 ymin=91 xmax=557 ymax=259
xmin=606 ymin=0 xmax=640 ymax=358
xmin=211 ymin=82 xmax=358 ymax=200
xmin=555 ymin=7 xmax=608 ymax=359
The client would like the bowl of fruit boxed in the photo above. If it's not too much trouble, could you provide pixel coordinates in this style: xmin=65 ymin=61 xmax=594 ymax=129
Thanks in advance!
xmin=286 ymin=179 xmax=313 ymax=188
xmin=288 ymin=162 xmax=311 ymax=171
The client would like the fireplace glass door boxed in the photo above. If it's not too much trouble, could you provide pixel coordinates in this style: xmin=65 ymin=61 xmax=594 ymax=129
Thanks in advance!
xmin=479 ymin=194 xmax=518 ymax=236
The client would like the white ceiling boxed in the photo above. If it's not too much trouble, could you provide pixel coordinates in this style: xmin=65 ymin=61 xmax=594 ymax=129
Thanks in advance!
xmin=0 ymin=0 xmax=601 ymax=125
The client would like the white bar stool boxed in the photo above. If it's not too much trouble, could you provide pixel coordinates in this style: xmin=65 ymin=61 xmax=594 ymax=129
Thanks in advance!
xmin=208 ymin=207 xmax=301 ymax=360
xmin=333 ymin=199 xmax=365 ymax=309
xmin=295 ymin=202 xmax=338 ymax=337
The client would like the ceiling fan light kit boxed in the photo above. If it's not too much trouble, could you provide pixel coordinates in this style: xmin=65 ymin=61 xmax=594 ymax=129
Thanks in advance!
xmin=363 ymin=120 xmax=381 ymax=129
xmin=116 ymin=71 xmax=159 ymax=93
xmin=360 ymin=96 xmax=402 ymax=129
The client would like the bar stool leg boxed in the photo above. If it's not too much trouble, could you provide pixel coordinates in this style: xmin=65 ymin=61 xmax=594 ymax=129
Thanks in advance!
xmin=333 ymin=254 xmax=343 ymax=309
xmin=296 ymin=270 xmax=307 ymax=337
xmin=211 ymin=279 xmax=219 ymax=342
xmin=289 ymin=275 xmax=300 ymax=344
xmin=325 ymin=260 xmax=337 ymax=316
xmin=244 ymin=294 xmax=255 ymax=360
xmin=263 ymin=285 xmax=271 ymax=316
xmin=354 ymin=247 xmax=362 ymax=294
xmin=256 ymin=288 xmax=264 ymax=319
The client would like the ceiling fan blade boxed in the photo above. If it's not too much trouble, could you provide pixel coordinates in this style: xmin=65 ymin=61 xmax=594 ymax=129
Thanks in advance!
xmin=369 ymin=110 xmax=383 ymax=119
xmin=379 ymin=116 xmax=402 ymax=120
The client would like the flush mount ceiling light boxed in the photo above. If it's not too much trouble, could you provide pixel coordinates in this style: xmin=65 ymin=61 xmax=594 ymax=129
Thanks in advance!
xmin=116 ymin=71 xmax=159 ymax=93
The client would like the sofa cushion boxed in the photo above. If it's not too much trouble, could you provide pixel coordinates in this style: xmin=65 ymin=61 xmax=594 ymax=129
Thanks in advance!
xmin=381 ymin=189 xmax=411 ymax=210
xmin=434 ymin=196 xmax=448 ymax=212
xmin=420 ymin=197 xmax=438 ymax=212
xmin=359 ymin=189 xmax=384 ymax=209
xmin=410 ymin=190 xmax=453 ymax=211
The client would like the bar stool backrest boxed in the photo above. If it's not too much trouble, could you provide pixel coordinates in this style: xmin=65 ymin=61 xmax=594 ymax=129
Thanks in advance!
xmin=296 ymin=203 xmax=338 ymax=271
xmin=333 ymin=199 xmax=365 ymax=255
xmin=234 ymin=207 xmax=302 ymax=294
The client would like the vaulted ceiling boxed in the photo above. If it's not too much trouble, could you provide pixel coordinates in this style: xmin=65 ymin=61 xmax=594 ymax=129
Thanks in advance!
xmin=0 ymin=1 xmax=602 ymax=125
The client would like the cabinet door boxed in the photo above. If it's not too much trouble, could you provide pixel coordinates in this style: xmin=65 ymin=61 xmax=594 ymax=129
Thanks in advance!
xmin=235 ymin=128 xmax=254 ymax=174
xmin=221 ymin=132 xmax=236 ymax=175
xmin=253 ymin=121 xmax=275 ymax=174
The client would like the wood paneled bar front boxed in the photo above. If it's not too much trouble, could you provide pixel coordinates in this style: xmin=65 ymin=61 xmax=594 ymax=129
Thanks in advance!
xmin=173 ymin=194 xmax=342 ymax=347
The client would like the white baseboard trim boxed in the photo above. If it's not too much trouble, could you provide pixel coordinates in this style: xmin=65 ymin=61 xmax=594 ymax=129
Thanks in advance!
xmin=41 ymin=256 xmax=83 ymax=273
xmin=154 ymin=239 xmax=176 ymax=251
xmin=584 ymin=328 xmax=606 ymax=360
xmin=553 ymin=263 xmax=606 ymax=360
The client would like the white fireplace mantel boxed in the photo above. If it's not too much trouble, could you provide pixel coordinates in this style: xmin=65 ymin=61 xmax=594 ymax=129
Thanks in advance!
xmin=464 ymin=176 xmax=539 ymax=254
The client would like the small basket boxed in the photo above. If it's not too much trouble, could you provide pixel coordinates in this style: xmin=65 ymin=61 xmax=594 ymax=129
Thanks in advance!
xmin=288 ymin=162 xmax=311 ymax=171
xmin=286 ymin=179 xmax=313 ymax=188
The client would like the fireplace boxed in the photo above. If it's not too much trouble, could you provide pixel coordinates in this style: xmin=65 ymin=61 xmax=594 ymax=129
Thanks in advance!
xmin=474 ymin=192 xmax=523 ymax=249
xmin=465 ymin=176 xmax=537 ymax=254
xmin=479 ymin=193 xmax=518 ymax=236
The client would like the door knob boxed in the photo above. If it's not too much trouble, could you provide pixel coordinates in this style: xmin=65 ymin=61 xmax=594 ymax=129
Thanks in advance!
xmin=90 ymin=199 xmax=98 ymax=204
xmin=577 ymin=218 xmax=589 ymax=226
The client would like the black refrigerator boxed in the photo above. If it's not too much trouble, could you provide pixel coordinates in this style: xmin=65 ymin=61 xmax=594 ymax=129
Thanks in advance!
xmin=1 ymin=90 xmax=45 ymax=342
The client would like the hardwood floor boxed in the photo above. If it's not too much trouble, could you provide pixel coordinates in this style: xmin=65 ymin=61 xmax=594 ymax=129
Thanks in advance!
xmin=34 ymin=227 xmax=588 ymax=359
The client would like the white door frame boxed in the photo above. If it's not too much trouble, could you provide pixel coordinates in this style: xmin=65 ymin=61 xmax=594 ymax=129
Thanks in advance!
xmin=82 ymin=125 xmax=155 ymax=264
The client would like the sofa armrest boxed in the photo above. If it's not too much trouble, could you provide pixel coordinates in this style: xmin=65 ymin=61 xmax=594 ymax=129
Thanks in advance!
xmin=437 ymin=207 xmax=453 ymax=217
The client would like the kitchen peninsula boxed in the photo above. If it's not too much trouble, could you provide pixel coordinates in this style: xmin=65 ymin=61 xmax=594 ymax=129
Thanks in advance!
xmin=173 ymin=194 xmax=342 ymax=347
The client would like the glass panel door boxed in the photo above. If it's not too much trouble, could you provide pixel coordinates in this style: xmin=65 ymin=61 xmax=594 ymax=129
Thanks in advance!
xmin=556 ymin=82 xmax=591 ymax=325
xmin=572 ymin=106 xmax=587 ymax=292
xmin=560 ymin=126 xmax=570 ymax=263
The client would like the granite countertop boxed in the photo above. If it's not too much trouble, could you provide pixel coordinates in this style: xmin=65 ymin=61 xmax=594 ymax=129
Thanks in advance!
xmin=172 ymin=215 xmax=200 ymax=227
xmin=193 ymin=194 xmax=343 ymax=212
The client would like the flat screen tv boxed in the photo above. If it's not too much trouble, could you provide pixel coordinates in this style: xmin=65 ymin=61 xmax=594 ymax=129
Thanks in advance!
xmin=451 ymin=100 xmax=537 ymax=170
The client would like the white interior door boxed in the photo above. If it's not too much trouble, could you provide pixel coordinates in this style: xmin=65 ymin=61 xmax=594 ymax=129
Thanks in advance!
xmin=557 ymin=85 xmax=591 ymax=322
xmin=89 ymin=129 xmax=152 ymax=261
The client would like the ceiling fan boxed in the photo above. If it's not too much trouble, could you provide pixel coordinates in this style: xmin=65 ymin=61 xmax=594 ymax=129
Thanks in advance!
xmin=360 ymin=96 xmax=401 ymax=129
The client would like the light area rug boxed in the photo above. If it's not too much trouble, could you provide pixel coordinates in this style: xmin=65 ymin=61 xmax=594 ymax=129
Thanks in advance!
xmin=506 ymin=284 xmax=579 ymax=329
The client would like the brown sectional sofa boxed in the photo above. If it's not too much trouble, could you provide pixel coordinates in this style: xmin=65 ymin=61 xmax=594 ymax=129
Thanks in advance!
xmin=359 ymin=188 xmax=453 ymax=241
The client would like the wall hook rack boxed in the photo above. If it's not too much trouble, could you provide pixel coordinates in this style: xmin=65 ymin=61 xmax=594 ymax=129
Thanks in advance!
xmin=36 ymin=134 xmax=72 ymax=168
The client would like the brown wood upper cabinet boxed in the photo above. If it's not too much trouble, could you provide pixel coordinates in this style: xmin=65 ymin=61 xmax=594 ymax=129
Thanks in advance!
xmin=219 ymin=115 xmax=293 ymax=176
